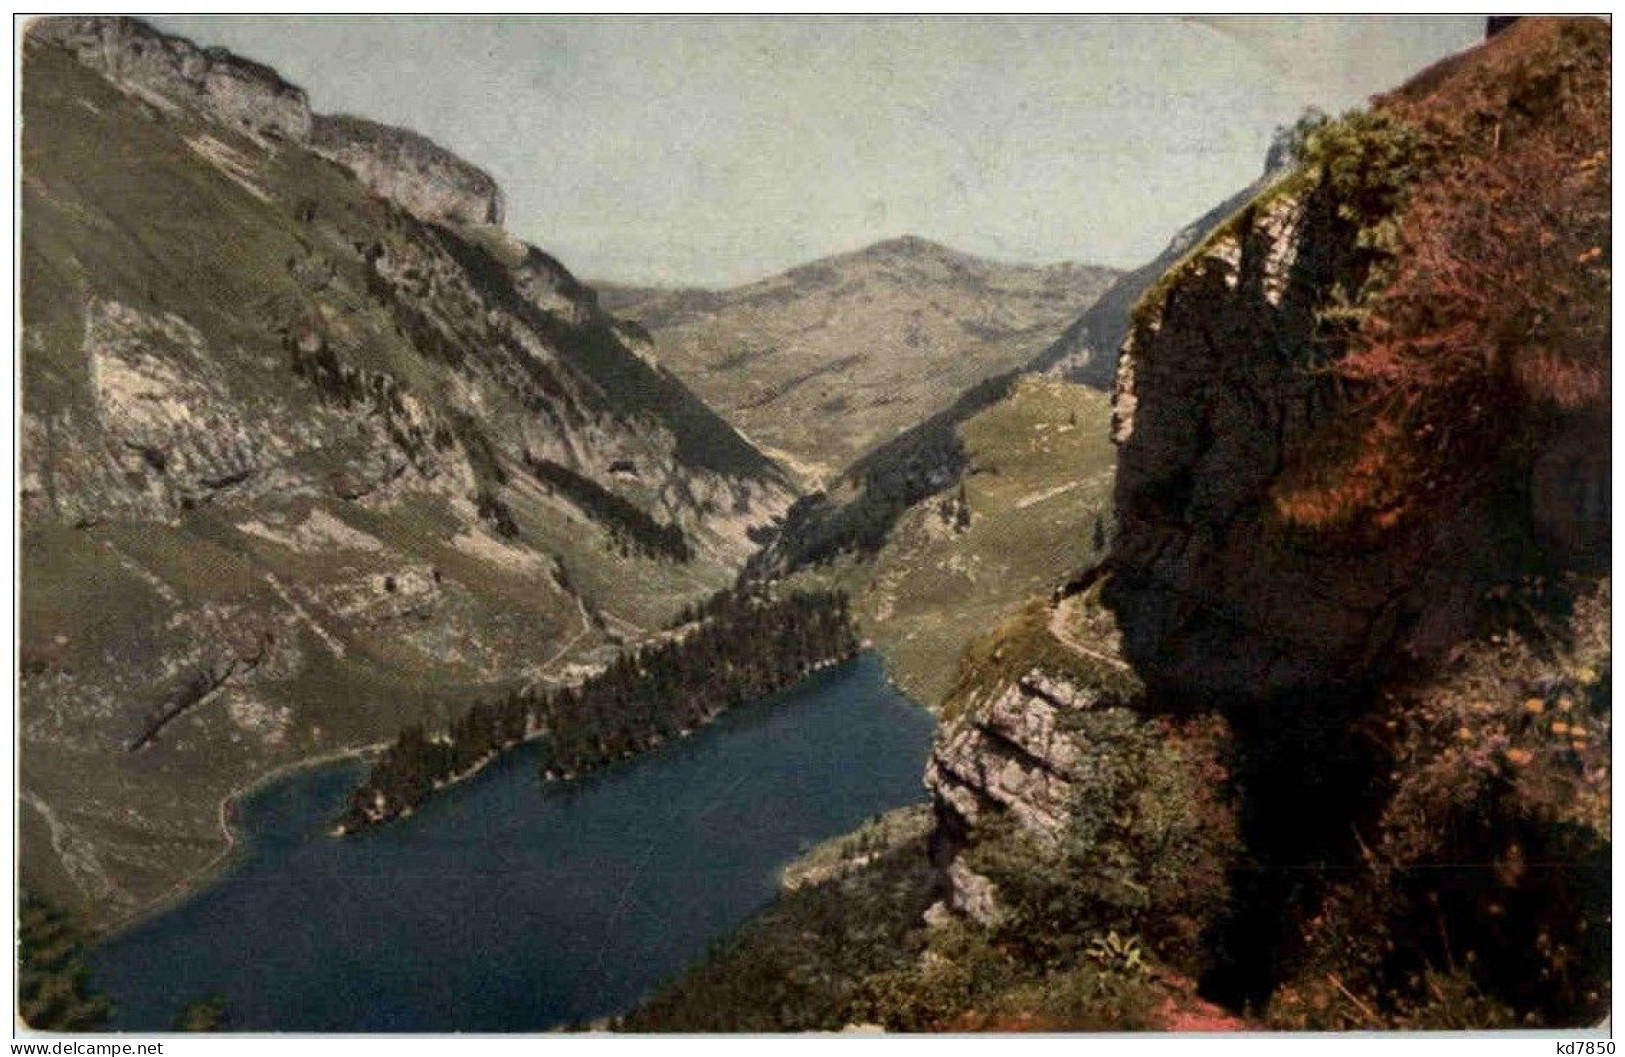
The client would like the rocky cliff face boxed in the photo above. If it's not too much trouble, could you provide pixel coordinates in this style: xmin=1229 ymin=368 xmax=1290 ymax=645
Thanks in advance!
xmin=926 ymin=667 xmax=1107 ymax=922
xmin=310 ymin=114 xmax=505 ymax=228
xmin=32 ymin=16 xmax=312 ymax=140
xmin=1105 ymin=187 xmax=1412 ymax=698
xmin=1032 ymin=150 xmax=1288 ymax=390
xmin=1106 ymin=22 xmax=1609 ymax=703
xmin=28 ymin=16 xmax=506 ymax=231
xmin=924 ymin=18 xmax=1610 ymax=1027
xmin=20 ymin=20 xmax=792 ymax=924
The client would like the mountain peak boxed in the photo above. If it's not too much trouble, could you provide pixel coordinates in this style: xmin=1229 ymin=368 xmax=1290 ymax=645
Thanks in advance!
xmin=856 ymin=234 xmax=967 ymax=261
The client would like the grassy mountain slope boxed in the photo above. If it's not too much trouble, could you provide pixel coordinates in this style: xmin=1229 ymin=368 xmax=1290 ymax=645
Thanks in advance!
xmin=860 ymin=379 xmax=1114 ymax=707
xmin=19 ymin=27 xmax=790 ymax=926
xmin=729 ymin=187 xmax=1277 ymax=717
xmin=602 ymin=237 xmax=1119 ymax=481
xmin=787 ymin=376 xmax=1116 ymax=709
xmin=742 ymin=154 xmax=1289 ymax=711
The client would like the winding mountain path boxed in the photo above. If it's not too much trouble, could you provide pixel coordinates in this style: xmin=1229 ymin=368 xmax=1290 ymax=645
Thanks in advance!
xmin=1047 ymin=596 xmax=1132 ymax=673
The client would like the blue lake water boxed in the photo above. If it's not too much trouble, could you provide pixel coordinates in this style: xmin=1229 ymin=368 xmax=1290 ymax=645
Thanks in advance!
xmin=89 ymin=654 xmax=936 ymax=1032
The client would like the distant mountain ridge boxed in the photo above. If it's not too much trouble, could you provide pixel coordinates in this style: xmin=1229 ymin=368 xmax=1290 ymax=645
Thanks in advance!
xmin=1030 ymin=170 xmax=1283 ymax=388
xmin=747 ymin=153 xmax=1290 ymax=580
xmin=602 ymin=236 xmax=1121 ymax=481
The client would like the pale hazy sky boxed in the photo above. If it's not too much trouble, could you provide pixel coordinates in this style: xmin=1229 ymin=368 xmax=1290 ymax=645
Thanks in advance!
xmin=158 ymin=16 xmax=1484 ymax=286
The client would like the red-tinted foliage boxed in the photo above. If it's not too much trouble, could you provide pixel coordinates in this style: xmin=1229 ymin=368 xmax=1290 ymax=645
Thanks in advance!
xmin=1277 ymin=120 xmax=1609 ymax=531
xmin=1345 ymin=135 xmax=1609 ymax=412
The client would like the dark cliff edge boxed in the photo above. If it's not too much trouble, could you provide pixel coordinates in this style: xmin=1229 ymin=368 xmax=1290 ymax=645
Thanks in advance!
xmin=1030 ymin=167 xmax=1282 ymax=390
xmin=922 ymin=17 xmax=1609 ymax=1030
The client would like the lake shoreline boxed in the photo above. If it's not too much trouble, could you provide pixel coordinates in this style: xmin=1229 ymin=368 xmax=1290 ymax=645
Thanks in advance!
xmin=98 ymin=652 xmax=871 ymax=939
xmin=88 ymin=653 xmax=936 ymax=1032
xmin=95 ymin=741 xmax=388 ymax=943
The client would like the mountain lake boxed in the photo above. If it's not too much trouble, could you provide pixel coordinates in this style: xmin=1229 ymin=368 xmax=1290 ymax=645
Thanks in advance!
xmin=89 ymin=653 xmax=936 ymax=1032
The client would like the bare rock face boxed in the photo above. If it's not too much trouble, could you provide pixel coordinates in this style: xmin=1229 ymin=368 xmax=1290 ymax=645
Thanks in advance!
xmin=926 ymin=671 xmax=1100 ymax=841
xmin=1106 ymin=20 xmax=1610 ymax=705
xmin=923 ymin=633 xmax=1233 ymax=938
xmin=83 ymin=301 xmax=277 ymax=516
xmin=311 ymin=114 xmax=505 ymax=229
xmin=924 ymin=656 xmax=1150 ymax=923
xmin=1105 ymin=188 xmax=1494 ymax=701
xmin=29 ymin=16 xmax=312 ymax=141
xmin=513 ymin=245 xmax=601 ymax=327
xmin=30 ymin=17 xmax=504 ymax=232
xmin=925 ymin=669 xmax=1092 ymax=921
xmin=1107 ymin=177 xmax=1607 ymax=702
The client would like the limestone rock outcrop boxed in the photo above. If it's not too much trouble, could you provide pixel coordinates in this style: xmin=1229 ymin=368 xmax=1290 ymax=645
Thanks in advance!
xmin=1106 ymin=18 xmax=1610 ymax=705
xmin=310 ymin=114 xmax=505 ymax=228
xmin=924 ymin=669 xmax=1100 ymax=921
xmin=1103 ymin=186 xmax=1400 ymax=698
xmin=28 ymin=16 xmax=505 ymax=230
xmin=29 ymin=16 xmax=312 ymax=140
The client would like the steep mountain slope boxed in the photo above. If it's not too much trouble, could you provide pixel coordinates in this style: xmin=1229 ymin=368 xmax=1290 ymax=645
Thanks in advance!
xmin=601 ymin=238 xmax=1119 ymax=480
xmin=627 ymin=17 xmax=1610 ymax=1031
xmin=1030 ymin=167 xmax=1282 ymax=388
xmin=736 ymin=142 xmax=1293 ymax=716
xmin=19 ymin=17 xmax=793 ymax=925
xmin=746 ymin=146 xmax=1293 ymax=586
xmin=928 ymin=15 xmax=1610 ymax=1028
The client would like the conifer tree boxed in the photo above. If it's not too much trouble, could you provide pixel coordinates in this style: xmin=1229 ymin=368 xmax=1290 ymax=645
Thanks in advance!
xmin=342 ymin=589 xmax=859 ymax=831
xmin=17 ymin=893 xmax=111 ymax=1032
